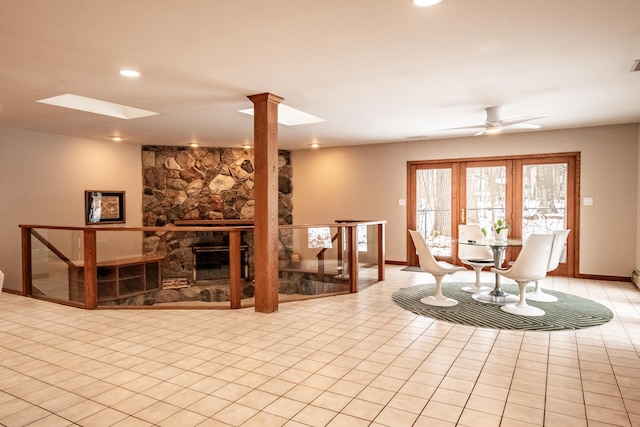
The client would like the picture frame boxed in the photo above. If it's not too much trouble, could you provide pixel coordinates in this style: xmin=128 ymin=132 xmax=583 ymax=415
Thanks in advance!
xmin=85 ymin=191 xmax=125 ymax=224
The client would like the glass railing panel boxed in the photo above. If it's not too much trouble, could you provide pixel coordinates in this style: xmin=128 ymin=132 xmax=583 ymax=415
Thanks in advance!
xmin=95 ymin=229 xmax=255 ymax=308
xmin=278 ymin=225 xmax=350 ymax=302
xmin=29 ymin=228 xmax=83 ymax=305
xmin=355 ymin=223 xmax=381 ymax=289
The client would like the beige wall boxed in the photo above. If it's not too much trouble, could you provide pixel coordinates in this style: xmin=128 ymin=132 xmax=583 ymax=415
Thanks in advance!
xmin=292 ymin=124 xmax=639 ymax=278
xmin=0 ymin=128 xmax=143 ymax=292
xmin=1 ymin=124 xmax=638 ymax=292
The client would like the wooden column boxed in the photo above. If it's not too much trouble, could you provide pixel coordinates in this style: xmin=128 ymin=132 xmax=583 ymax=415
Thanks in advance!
xmin=248 ymin=92 xmax=283 ymax=313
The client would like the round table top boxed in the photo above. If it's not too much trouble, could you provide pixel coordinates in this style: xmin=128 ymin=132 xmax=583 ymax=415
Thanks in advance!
xmin=454 ymin=238 xmax=523 ymax=247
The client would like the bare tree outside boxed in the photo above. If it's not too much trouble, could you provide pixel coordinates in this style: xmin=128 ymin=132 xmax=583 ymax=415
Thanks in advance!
xmin=522 ymin=163 xmax=567 ymax=238
xmin=414 ymin=162 xmax=568 ymax=256
xmin=466 ymin=166 xmax=506 ymax=233
xmin=416 ymin=168 xmax=451 ymax=256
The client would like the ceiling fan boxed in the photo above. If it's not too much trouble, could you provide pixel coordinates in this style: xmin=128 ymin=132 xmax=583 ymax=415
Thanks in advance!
xmin=444 ymin=106 xmax=547 ymax=136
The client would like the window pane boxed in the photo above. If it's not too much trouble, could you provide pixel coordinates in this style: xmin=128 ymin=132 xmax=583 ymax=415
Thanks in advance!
xmin=466 ymin=166 xmax=506 ymax=233
xmin=522 ymin=163 xmax=568 ymax=238
xmin=416 ymin=168 xmax=451 ymax=256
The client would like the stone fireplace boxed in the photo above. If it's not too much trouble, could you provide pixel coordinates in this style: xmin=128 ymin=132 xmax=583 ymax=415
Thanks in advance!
xmin=141 ymin=146 xmax=293 ymax=285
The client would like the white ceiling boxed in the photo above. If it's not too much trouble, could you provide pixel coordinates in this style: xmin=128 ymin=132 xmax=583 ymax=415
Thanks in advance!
xmin=1 ymin=0 xmax=639 ymax=150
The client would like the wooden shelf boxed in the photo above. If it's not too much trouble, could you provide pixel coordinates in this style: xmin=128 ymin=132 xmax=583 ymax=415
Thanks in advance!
xmin=70 ymin=255 xmax=163 ymax=303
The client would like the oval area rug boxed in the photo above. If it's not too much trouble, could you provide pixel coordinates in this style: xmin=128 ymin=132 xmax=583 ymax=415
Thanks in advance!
xmin=392 ymin=283 xmax=613 ymax=331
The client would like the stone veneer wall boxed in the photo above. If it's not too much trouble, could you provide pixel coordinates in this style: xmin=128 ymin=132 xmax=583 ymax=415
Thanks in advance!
xmin=141 ymin=146 xmax=293 ymax=294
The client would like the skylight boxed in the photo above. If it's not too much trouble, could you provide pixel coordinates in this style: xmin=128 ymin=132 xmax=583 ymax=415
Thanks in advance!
xmin=37 ymin=94 xmax=158 ymax=120
xmin=238 ymin=104 xmax=325 ymax=126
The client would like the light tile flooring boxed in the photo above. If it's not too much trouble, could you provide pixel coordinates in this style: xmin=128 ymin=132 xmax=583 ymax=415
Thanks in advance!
xmin=0 ymin=266 xmax=639 ymax=427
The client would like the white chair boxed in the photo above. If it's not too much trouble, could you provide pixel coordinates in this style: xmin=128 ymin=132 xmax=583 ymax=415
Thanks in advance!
xmin=458 ymin=224 xmax=493 ymax=293
xmin=526 ymin=229 xmax=571 ymax=302
xmin=491 ymin=234 xmax=555 ymax=316
xmin=409 ymin=230 xmax=467 ymax=307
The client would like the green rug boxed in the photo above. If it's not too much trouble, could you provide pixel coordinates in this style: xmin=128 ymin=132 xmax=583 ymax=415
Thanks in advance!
xmin=392 ymin=283 xmax=613 ymax=331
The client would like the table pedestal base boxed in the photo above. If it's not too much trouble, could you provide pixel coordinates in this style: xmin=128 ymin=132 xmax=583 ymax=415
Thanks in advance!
xmin=472 ymin=291 xmax=519 ymax=305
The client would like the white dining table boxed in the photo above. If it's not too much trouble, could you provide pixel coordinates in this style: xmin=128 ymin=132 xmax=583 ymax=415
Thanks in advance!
xmin=456 ymin=238 xmax=523 ymax=305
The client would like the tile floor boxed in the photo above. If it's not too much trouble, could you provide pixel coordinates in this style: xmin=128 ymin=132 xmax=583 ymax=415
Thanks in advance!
xmin=0 ymin=266 xmax=639 ymax=427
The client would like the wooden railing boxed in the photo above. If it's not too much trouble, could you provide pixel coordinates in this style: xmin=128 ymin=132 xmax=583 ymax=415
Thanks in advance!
xmin=19 ymin=221 xmax=386 ymax=310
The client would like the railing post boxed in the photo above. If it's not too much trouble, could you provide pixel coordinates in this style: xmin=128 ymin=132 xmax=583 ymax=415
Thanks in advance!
xmin=83 ymin=229 xmax=97 ymax=309
xmin=317 ymin=251 xmax=325 ymax=282
xmin=21 ymin=226 xmax=33 ymax=296
xmin=347 ymin=226 xmax=359 ymax=293
xmin=378 ymin=223 xmax=385 ymax=281
xmin=229 ymin=230 xmax=241 ymax=309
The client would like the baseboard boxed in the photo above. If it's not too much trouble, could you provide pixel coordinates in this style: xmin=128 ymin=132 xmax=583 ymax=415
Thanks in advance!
xmin=385 ymin=261 xmax=630 ymax=283
xmin=577 ymin=274 xmax=631 ymax=282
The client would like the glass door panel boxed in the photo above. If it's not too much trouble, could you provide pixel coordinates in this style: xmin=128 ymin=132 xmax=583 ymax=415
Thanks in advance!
xmin=408 ymin=154 xmax=576 ymax=275
xmin=521 ymin=163 xmax=568 ymax=238
xmin=465 ymin=166 xmax=507 ymax=234
xmin=416 ymin=168 xmax=452 ymax=256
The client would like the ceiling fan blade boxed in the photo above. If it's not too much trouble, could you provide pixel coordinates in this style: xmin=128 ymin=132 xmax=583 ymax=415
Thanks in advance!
xmin=506 ymin=123 xmax=542 ymax=130
xmin=499 ymin=114 xmax=547 ymax=127
xmin=440 ymin=123 xmax=487 ymax=131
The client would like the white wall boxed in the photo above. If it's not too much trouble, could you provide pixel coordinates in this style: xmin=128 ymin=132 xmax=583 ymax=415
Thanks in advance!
xmin=292 ymin=124 xmax=639 ymax=278
xmin=0 ymin=128 xmax=143 ymax=292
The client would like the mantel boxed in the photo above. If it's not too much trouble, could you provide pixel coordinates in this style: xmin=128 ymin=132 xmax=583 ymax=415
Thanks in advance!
xmin=173 ymin=219 xmax=254 ymax=226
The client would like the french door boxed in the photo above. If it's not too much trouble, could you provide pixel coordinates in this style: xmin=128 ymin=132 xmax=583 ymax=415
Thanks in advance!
xmin=407 ymin=153 xmax=578 ymax=276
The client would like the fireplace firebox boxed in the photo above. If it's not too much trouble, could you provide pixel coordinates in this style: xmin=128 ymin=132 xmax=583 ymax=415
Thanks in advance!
xmin=192 ymin=245 xmax=249 ymax=282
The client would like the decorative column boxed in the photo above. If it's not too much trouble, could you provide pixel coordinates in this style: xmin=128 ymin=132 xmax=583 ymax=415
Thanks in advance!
xmin=248 ymin=92 xmax=283 ymax=313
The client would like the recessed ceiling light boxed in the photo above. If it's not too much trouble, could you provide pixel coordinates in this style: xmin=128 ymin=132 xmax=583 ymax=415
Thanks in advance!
xmin=190 ymin=143 xmax=199 ymax=147
xmin=110 ymin=136 xmax=123 ymax=142
xmin=413 ymin=0 xmax=442 ymax=6
xmin=310 ymin=142 xmax=320 ymax=149
xmin=239 ymin=104 xmax=325 ymax=126
xmin=119 ymin=69 xmax=140 ymax=78
xmin=241 ymin=143 xmax=253 ymax=149
xmin=37 ymin=94 xmax=158 ymax=120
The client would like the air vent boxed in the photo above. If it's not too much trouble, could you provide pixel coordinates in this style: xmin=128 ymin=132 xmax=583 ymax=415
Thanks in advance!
xmin=632 ymin=60 xmax=640 ymax=72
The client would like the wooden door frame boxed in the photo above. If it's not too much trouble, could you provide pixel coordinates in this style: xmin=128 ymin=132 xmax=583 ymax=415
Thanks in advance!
xmin=407 ymin=152 xmax=580 ymax=277
xmin=513 ymin=154 xmax=579 ymax=277
xmin=406 ymin=160 xmax=459 ymax=266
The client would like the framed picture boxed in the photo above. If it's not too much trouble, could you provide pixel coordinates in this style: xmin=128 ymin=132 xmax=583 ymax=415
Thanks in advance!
xmin=85 ymin=191 xmax=125 ymax=224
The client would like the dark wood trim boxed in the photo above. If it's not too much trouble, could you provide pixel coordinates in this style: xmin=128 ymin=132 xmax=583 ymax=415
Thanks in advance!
xmin=21 ymin=226 xmax=32 ymax=296
xmin=377 ymin=223 xmax=386 ymax=281
xmin=83 ymin=229 xmax=97 ymax=309
xmin=577 ymin=274 xmax=631 ymax=282
xmin=229 ymin=230 xmax=241 ymax=309
xmin=348 ymin=226 xmax=359 ymax=293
